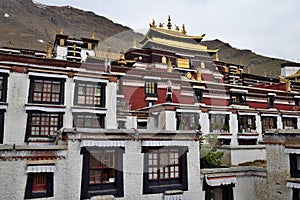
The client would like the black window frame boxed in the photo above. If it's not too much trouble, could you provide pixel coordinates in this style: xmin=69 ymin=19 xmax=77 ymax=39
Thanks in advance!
xmin=0 ymin=111 xmax=4 ymax=144
xmin=25 ymin=112 xmax=63 ymax=142
xmin=142 ymin=146 xmax=188 ymax=194
xmin=25 ymin=172 xmax=54 ymax=199
xmin=261 ymin=116 xmax=277 ymax=133
xmin=283 ymin=117 xmax=298 ymax=129
xmin=176 ymin=112 xmax=200 ymax=130
xmin=74 ymin=81 xmax=106 ymax=107
xmin=237 ymin=115 xmax=256 ymax=133
xmin=290 ymin=154 xmax=300 ymax=178
xmin=117 ymin=77 xmax=123 ymax=95
xmin=80 ymin=147 xmax=124 ymax=199
xmin=203 ymin=182 xmax=234 ymax=200
xmin=209 ymin=114 xmax=230 ymax=133
xmin=145 ymin=81 xmax=158 ymax=97
xmin=73 ymin=113 xmax=105 ymax=129
xmin=0 ymin=73 xmax=8 ymax=102
xmin=230 ymin=93 xmax=246 ymax=105
xmin=28 ymin=76 xmax=65 ymax=105
xmin=293 ymin=188 xmax=300 ymax=200
xmin=194 ymin=89 xmax=203 ymax=103
xmin=267 ymin=95 xmax=275 ymax=108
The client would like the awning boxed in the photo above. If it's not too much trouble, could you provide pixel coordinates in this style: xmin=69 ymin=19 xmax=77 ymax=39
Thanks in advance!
xmin=284 ymin=148 xmax=300 ymax=154
xmin=238 ymin=134 xmax=259 ymax=139
xmin=27 ymin=165 xmax=55 ymax=173
xmin=72 ymin=108 xmax=107 ymax=114
xmin=142 ymin=140 xmax=190 ymax=147
xmin=164 ymin=194 xmax=184 ymax=200
xmin=25 ymin=106 xmax=65 ymax=112
xmin=217 ymin=135 xmax=232 ymax=139
xmin=205 ymin=175 xmax=237 ymax=186
xmin=287 ymin=181 xmax=300 ymax=189
xmin=81 ymin=140 xmax=125 ymax=147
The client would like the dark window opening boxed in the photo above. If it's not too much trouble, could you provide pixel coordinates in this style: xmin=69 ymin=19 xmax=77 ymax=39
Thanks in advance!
xmin=28 ymin=77 xmax=65 ymax=105
xmin=267 ymin=95 xmax=275 ymax=108
xmin=145 ymin=81 xmax=158 ymax=97
xmin=194 ymin=89 xmax=203 ymax=103
xmin=81 ymin=147 xmax=124 ymax=199
xmin=176 ymin=113 xmax=200 ymax=130
xmin=283 ymin=117 xmax=297 ymax=129
xmin=25 ymin=173 xmax=53 ymax=199
xmin=238 ymin=115 xmax=256 ymax=133
xmin=74 ymin=81 xmax=106 ymax=107
xmin=293 ymin=188 xmax=300 ymax=200
xmin=0 ymin=73 xmax=8 ymax=102
xmin=142 ymin=146 xmax=188 ymax=194
xmin=230 ymin=93 xmax=246 ymax=104
xmin=209 ymin=114 xmax=230 ymax=133
xmin=25 ymin=112 xmax=63 ymax=142
xmin=290 ymin=154 xmax=300 ymax=178
xmin=203 ymin=182 xmax=234 ymax=200
xmin=0 ymin=111 xmax=4 ymax=144
xmin=137 ymin=120 xmax=147 ymax=129
xmin=73 ymin=113 xmax=105 ymax=128
xmin=261 ymin=116 xmax=277 ymax=133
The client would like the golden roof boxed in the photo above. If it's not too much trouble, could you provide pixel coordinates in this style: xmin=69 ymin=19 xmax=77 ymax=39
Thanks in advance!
xmin=286 ymin=69 xmax=300 ymax=79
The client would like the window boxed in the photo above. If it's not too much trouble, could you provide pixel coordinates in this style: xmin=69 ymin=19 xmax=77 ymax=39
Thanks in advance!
xmin=194 ymin=89 xmax=203 ymax=103
xmin=293 ymin=188 xmax=300 ymax=200
xmin=176 ymin=113 xmax=200 ymax=130
xmin=295 ymin=97 xmax=300 ymax=107
xmin=25 ymin=112 xmax=63 ymax=141
xmin=81 ymin=147 xmax=124 ymax=199
xmin=209 ymin=114 xmax=230 ymax=133
xmin=230 ymin=93 xmax=246 ymax=104
xmin=29 ymin=77 xmax=64 ymax=104
xmin=203 ymin=182 xmax=234 ymax=200
xmin=0 ymin=73 xmax=8 ymax=102
xmin=267 ymin=95 xmax=275 ymax=108
xmin=283 ymin=117 xmax=297 ymax=129
xmin=261 ymin=116 xmax=277 ymax=133
xmin=137 ymin=119 xmax=147 ymax=129
xmin=145 ymin=81 xmax=158 ymax=97
xmin=0 ymin=111 xmax=4 ymax=144
xmin=25 ymin=173 xmax=53 ymax=199
xmin=290 ymin=154 xmax=300 ymax=178
xmin=74 ymin=81 xmax=106 ymax=107
xmin=143 ymin=147 xmax=188 ymax=194
xmin=73 ymin=113 xmax=105 ymax=128
xmin=238 ymin=115 xmax=256 ymax=133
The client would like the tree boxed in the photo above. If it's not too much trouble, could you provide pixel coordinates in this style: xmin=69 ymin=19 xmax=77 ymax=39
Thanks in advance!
xmin=200 ymin=134 xmax=224 ymax=168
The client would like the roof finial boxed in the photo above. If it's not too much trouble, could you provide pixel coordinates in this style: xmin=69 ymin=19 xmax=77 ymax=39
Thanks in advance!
xmin=150 ymin=19 xmax=156 ymax=27
xmin=60 ymin=28 xmax=64 ymax=34
xmin=182 ymin=24 xmax=186 ymax=34
xmin=167 ymin=15 xmax=172 ymax=30
xmin=92 ymin=32 xmax=95 ymax=39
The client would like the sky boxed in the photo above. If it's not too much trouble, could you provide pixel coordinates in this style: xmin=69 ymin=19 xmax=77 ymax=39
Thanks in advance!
xmin=35 ymin=0 xmax=300 ymax=62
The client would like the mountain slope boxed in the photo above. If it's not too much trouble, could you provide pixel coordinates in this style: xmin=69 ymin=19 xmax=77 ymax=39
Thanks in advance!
xmin=202 ymin=39 xmax=285 ymax=78
xmin=0 ymin=0 xmax=287 ymax=78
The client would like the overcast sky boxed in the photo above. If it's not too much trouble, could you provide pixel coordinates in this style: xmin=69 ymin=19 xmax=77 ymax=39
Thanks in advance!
xmin=35 ymin=0 xmax=300 ymax=62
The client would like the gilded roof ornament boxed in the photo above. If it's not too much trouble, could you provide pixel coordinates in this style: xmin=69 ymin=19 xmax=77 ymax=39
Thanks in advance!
xmin=167 ymin=15 xmax=172 ymax=30
xmin=159 ymin=23 xmax=164 ymax=28
xmin=182 ymin=24 xmax=186 ymax=34
xmin=150 ymin=19 xmax=156 ymax=27
xmin=60 ymin=28 xmax=64 ymax=34
xmin=175 ymin=25 xmax=180 ymax=31
xmin=92 ymin=32 xmax=95 ymax=39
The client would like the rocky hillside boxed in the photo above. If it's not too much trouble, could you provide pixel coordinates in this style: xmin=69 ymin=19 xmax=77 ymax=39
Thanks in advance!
xmin=0 ymin=0 xmax=288 ymax=77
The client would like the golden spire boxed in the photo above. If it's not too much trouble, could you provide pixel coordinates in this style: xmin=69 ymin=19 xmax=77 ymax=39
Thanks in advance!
xmin=215 ymin=49 xmax=219 ymax=61
xmin=197 ymin=67 xmax=202 ymax=81
xmin=182 ymin=24 xmax=186 ymax=34
xmin=60 ymin=28 xmax=64 ymax=34
xmin=92 ymin=32 xmax=95 ymax=39
xmin=167 ymin=15 xmax=172 ymax=30
xmin=46 ymin=42 xmax=52 ymax=58
xmin=167 ymin=58 xmax=172 ymax=72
